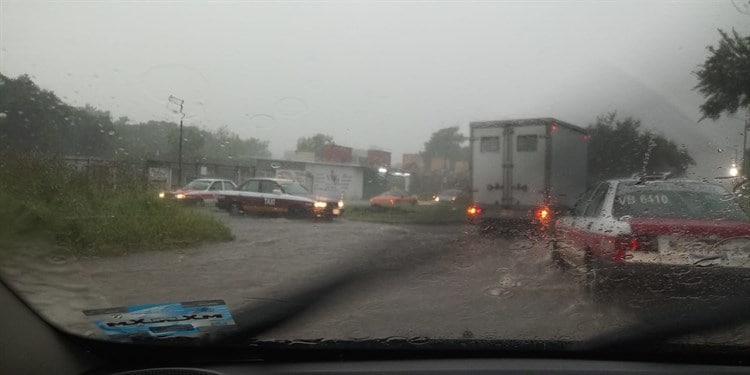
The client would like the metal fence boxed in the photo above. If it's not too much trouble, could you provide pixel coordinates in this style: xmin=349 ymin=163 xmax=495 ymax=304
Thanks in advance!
xmin=62 ymin=157 xmax=256 ymax=191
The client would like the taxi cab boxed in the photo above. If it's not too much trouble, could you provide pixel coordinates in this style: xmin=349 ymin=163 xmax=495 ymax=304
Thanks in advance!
xmin=216 ymin=178 xmax=343 ymax=219
xmin=552 ymin=176 xmax=750 ymax=299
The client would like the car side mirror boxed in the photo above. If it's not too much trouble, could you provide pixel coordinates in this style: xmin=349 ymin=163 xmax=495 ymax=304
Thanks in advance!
xmin=272 ymin=188 xmax=282 ymax=195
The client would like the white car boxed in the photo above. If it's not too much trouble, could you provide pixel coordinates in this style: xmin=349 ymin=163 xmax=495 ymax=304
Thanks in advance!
xmin=160 ymin=178 xmax=237 ymax=206
xmin=553 ymin=177 xmax=750 ymax=299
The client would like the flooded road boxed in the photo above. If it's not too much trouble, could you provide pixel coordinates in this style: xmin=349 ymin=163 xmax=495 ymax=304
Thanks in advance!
xmin=0 ymin=210 xmax=638 ymax=342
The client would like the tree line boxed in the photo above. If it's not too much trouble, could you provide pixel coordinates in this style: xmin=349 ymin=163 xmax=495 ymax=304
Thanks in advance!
xmin=1 ymin=27 xmax=746 ymax=178
xmin=0 ymin=73 xmax=271 ymax=163
xmin=395 ymin=26 xmax=750 ymax=186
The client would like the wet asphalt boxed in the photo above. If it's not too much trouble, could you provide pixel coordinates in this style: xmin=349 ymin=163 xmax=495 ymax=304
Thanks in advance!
xmin=0 ymin=208 xmax=726 ymax=343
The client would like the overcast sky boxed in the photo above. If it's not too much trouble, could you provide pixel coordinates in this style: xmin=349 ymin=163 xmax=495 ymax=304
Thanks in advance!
xmin=2 ymin=1 xmax=749 ymax=176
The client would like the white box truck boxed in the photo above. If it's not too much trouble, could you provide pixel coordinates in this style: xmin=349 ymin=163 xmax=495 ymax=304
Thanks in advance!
xmin=468 ymin=118 xmax=588 ymax=232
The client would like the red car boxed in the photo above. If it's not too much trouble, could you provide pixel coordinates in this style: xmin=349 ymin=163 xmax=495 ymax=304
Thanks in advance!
xmin=159 ymin=178 xmax=237 ymax=206
xmin=370 ymin=188 xmax=418 ymax=207
xmin=553 ymin=177 xmax=750 ymax=299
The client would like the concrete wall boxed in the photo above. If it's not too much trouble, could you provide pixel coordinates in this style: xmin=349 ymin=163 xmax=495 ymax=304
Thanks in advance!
xmin=256 ymin=159 xmax=365 ymax=200
xmin=304 ymin=163 xmax=364 ymax=201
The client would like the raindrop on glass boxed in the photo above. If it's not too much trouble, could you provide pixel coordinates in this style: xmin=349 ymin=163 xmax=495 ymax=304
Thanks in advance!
xmin=247 ymin=114 xmax=275 ymax=129
xmin=275 ymin=97 xmax=308 ymax=118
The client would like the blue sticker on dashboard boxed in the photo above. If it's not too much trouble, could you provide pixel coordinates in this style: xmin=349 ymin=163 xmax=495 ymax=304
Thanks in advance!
xmin=83 ymin=299 xmax=236 ymax=340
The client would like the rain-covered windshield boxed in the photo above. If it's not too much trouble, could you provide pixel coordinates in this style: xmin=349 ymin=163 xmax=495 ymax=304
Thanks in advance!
xmin=614 ymin=182 xmax=749 ymax=221
xmin=2 ymin=0 xmax=750 ymax=355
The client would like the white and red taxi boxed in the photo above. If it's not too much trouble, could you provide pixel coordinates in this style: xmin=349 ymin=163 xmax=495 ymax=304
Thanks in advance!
xmin=553 ymin=177 xmax=750 ymax=296
xmin=159 ymin=178 xmax=237 ymax=206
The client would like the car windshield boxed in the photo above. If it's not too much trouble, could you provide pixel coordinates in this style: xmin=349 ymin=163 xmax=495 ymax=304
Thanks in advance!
xmin=184 ymin=180 xmax=211 ymax=190
xmin=280 ymin=182 xmax=309 ymax=195
xmin=614 ymin=182 xmax=749 ymax=221
xmin=386 ymin=189 xmax=407 ymax=196
xmin=3 ymin=0 xmax=750 ymax=359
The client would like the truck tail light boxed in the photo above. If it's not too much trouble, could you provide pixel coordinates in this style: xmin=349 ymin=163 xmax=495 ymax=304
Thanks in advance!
xmin=467 ymin=205 xmax=482 ymax=216
xmin=614 ymin=235 xmax=657 ymax=261
xmin=535 ymin=206 xmax=551 ymax=223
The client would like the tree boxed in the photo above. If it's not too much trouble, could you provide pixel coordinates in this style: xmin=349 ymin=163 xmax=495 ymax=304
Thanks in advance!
xmin=423 ymin=126 xmax=467 ymax=171
xmin=0 ymin=73 xmax=272 ymax=162
xmin=0 ymin=73 xmax=113 ymax=156
xmin=694 ymin=29 xmax=750 ymax=121
xmin=201 ymin=125 xmax=271 ymax=162
xmin=587 ymin=112 xmax=694 ymax=183
xmin=296 ymin=133 xmax=334 ymax=159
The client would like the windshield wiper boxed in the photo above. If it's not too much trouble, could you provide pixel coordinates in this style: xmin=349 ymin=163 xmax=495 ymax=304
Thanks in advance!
xmin=574 ymin=295 xmax=750 ymax=351
xmin=205 ymin=234 xmax=452 ymax=346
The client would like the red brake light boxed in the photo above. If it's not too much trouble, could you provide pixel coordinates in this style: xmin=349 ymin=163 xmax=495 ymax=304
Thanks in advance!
xmin=583 ymin=134 xmax=589 ymax=141
xmin=615 ymin=235 xmax=657 ymax=261
xmin=551 ymin=123 xmax=558 ymax=131
xmin=467 ymin=206 xmax=482 ymax=216
xmin=629 ymin=237 xmax=639 ymax=251
xmin=535 ymin=206 xmax=551 ymax=223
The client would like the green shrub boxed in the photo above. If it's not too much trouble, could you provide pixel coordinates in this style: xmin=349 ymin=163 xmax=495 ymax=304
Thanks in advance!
xmin=0 ymin=154 xmax=232 ymax=255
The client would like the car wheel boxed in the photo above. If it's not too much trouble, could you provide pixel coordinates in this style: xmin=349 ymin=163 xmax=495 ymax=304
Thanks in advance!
xmin=287 ymin=205 xmax=307 ymax=219
xmin=229 ymin=202 xmax=243 ymax=216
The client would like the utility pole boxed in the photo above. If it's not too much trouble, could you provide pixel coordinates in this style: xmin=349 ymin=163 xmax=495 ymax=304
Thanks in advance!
xmin=168 ymin=95 xmax=185 ymax=186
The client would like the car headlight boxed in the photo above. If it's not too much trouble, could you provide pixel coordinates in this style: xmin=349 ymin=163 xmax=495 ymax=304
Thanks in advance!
xmin=338 ymin=200 xmax=344 ymax=208
xmin=434 ymin=196 xmax=440 ymax=202
xmin=158 ymin=192 xmax=165 ymax=198
xmin=314 ymin=201 xmax=328 ymax=208
xmin=175 ymin=193 xmax=186 ymax=199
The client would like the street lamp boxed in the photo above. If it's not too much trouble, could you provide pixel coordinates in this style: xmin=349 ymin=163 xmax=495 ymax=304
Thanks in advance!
xmin=168 ymin=95 xmax=185 ymax=186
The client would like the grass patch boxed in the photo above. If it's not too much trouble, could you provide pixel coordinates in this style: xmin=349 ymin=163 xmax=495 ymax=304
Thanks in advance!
xmin=0 ymin=154 xmax=232 ymax=256
xmin=344 ymin=203 xmax=467 ymax=224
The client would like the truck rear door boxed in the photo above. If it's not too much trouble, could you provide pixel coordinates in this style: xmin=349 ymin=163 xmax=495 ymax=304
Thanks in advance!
xmin=510 ymin=124 xmax=548 ymax=209
xmin=471 ymin=126 xmax=505 ymax=206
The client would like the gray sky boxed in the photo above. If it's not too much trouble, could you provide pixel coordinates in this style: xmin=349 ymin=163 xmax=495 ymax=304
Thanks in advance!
xmin=2 ymin=1 xmax=749 ymax=176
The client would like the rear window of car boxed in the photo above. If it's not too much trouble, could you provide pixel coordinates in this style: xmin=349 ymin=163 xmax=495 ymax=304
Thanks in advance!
xmin=613 ymin=181 xmax=748 ymax=221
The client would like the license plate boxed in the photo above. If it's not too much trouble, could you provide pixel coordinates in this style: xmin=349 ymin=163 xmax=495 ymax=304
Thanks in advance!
xmin=500 ymin=209 xmax=513 ymax=217
xmin=332 ymin=208 xmax=341 ymax=215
